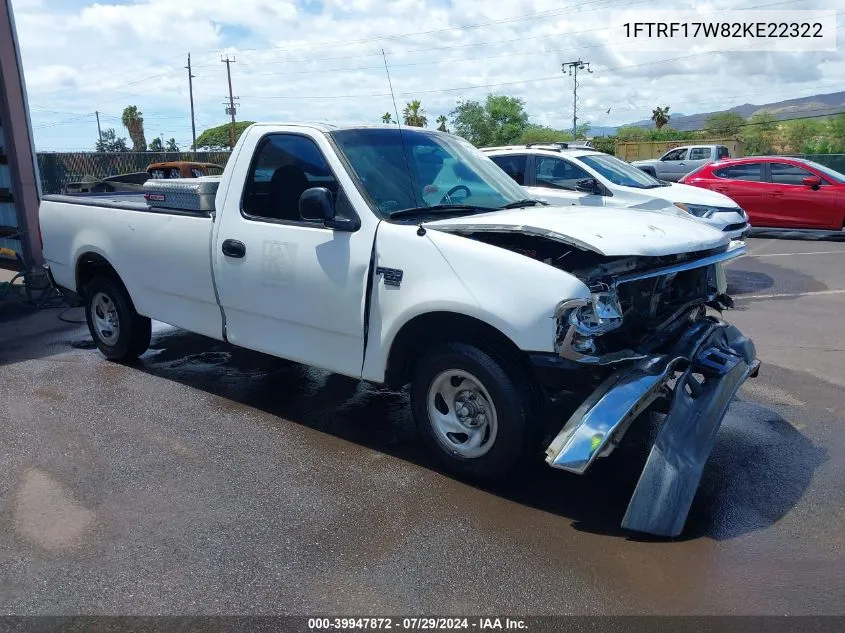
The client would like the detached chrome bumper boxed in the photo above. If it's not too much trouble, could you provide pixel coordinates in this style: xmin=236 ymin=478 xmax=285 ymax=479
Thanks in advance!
xmin=545 ymin=317 xmax=760 ymax=537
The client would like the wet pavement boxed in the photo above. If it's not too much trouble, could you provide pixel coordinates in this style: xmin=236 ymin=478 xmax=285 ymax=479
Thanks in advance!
xmin=0 ymin=237 xmax=843 ymax=615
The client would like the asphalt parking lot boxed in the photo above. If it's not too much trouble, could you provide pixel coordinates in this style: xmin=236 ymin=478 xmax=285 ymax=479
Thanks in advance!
xmin=1 ymin=237 xmax=843 ymax=615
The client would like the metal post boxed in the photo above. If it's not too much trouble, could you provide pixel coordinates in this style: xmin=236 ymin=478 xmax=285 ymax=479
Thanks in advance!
xmin=186 ymin=53 xmax=197 ymax=155
xmin=562 ymin=59 xmax=592 ymax=140
xmin=0 ymin=0 xmax=43 ymax=272
xmin=222 ymin=55 xmax=238 ymax=150
xmin=95 ymin=110 xmax=103 ymax=144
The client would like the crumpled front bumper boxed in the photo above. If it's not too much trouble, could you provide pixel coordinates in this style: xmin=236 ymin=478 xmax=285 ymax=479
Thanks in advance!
xmin=544 ymin=316 xmax=760 ymax=537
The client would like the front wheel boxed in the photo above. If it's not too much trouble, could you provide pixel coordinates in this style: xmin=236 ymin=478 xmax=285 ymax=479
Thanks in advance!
xmin=84 ymin=274 xmax=151 ymax=361
xmin=410 ymin=342 xmax=537 ymax=481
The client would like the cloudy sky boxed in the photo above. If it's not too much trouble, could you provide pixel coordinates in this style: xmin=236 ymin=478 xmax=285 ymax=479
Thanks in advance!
xmin=10 ymin=0 xmax=844 ymax=151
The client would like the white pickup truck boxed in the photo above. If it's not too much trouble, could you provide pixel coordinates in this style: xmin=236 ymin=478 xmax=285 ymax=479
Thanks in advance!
xmin=39 ymin=123 xmax=760 ymax=537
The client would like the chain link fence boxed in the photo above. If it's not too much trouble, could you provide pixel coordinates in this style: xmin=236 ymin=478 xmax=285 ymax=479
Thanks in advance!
xmin=33 ymin=151 xmax=845 ymax=196
xmin=36 ymin=151 xmax=232 ymax=195
xmin=799 ymin=154 xmax=845 ymax=174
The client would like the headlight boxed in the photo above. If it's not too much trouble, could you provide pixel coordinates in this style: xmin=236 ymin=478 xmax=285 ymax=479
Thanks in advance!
xmin=566 ymin=289 xmax=623 ymax=336
xmin=674 ymin=202 xmax=719 ymax=218
xmin=554 ymin=289 xmax=624 ymax=359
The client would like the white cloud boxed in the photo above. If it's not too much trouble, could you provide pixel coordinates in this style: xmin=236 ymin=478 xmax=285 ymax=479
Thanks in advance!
xmin=9 ymin=0 xmax=845 ymax=150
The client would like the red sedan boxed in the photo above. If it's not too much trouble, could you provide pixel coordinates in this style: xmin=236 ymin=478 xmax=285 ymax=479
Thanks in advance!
xmin=680 ymin=157 xmax=845 ymax=230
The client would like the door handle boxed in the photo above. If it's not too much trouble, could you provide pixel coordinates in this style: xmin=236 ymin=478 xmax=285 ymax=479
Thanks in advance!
xmin=221 ymin=239 xmax=246 ymax=258
xmin=679 ymin=162 xmax=685 ymax=166
xmin=771 ymin=191 xmax=784 ymax=196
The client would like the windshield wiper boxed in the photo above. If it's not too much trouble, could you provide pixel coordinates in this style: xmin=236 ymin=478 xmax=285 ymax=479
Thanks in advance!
xmin=498 ymin=199 xmax=548 ymax=209
xmin=388 ymin=204 xmax=492 ymax=219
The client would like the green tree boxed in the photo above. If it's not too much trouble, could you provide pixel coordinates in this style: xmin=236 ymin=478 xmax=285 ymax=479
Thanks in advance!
xmin=825 ymin=114 xmax=845 ymax=152
xmin=402 ymin=100 xmax=427 ymax=127
xmin=381 ymin=112 xmax=393 ymax=124
xmin=517 ymin=125 xmax=572 ymax=145
xmin=165 ymin=138 xmax=180 ymax=152
xmin=95 ymin=128 xmax=129 ymax=152
xmin=194 ymin=121 xmax=255 ymax=150
xmin=651 ymin=106 xmax=670 ymax=129
xmin=149 ymin=137 xmax=164 ymax=152
xmin=449 ymin=99 xmax=491 ymax=145
xmin=450 ymin=94 xmax=529 ymax=147
xmin=704 ymin=112 xmax=745 ymax=136
xmin=741 ymin=112 xmax=778 ymax=155
xmin=121 ymin=105 xmax=147 ymax=152
xmin=436 ymin=115 xmax=448 ymax=132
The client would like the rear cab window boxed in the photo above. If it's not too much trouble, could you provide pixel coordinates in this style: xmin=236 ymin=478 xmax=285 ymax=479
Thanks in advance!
xmin=689 ymin=147 xmax=712 ymax=160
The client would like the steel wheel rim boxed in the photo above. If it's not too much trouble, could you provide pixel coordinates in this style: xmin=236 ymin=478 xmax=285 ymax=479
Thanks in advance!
xmin=91 ymin=291 xmax=119 ymax=345
xmin=426 ymin=369 xmax=498 ymax=459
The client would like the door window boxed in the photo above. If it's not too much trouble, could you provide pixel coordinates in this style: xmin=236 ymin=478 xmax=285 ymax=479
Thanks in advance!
xmin=534 ymin=156 xmax=592 ymax=190
xmin=713 ymin=163 xmax=762 ymax=181
xmin=662 ymin=148 xmax=688 ymax=161
xmin=688 ymin=147 xmax=712 ymax=160
xmin=489 ymin=154 xmax=527 ymax=185
xmin=242 ymin=134 xmax=341 ymax=223
xmin=769 ymin=162 xmax=817 ymax=186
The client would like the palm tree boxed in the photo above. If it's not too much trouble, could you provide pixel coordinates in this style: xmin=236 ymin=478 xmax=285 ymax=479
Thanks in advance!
xmin=436 ymin=115 xmax=448 ymax=132
xmin=381 ymin=112 xmax=393 ymax=124
xmin=651 ymin=106 xmax=670 ymax=130
xmin=122 ymin=105 xmax=147 ymax=152
xmin=402 ymin=100 xmax=427 ymax=127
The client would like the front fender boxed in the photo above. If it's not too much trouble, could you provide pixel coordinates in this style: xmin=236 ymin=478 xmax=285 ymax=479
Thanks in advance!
xmin=361 ymin=222 xmax=589 ymax=382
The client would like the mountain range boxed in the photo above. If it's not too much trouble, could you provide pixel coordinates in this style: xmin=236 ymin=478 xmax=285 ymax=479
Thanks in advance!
xmin=589 ymin=90 xmax=845 ymax=135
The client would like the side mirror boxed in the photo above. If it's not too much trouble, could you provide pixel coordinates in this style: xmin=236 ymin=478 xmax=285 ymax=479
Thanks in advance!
xmin=802 ymin=176 xmax=822 ymax=189
xmin=575 ymin=178 xmax=601 ymax=194
xmin=299 ymin=187 xmax=359 ymax=231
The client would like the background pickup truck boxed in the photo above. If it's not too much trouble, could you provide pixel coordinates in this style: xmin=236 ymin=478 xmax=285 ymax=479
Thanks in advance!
xmin=39 ymin=123 xmax=759 ymax=537
xmin=631 ymin=144 xmax=732 ymax=182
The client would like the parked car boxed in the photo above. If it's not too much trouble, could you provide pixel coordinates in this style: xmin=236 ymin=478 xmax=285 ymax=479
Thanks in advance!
xmin=631 ymin=145 xmax=732 ymax=181
xmin=39 ymin=123 xmax=759 ymax=538
xmin=483 ymin=145 xmax=750 ymax=239
xmin=680 ymin=156 xmax=845 ymax=231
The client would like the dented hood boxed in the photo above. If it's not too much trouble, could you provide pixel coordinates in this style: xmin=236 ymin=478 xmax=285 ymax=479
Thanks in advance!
xmin=423 ymin=205 xmax=731 ymax=257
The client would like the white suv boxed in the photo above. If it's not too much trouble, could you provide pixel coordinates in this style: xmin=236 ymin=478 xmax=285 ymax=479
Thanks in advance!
xmin=483 ymin=145 xmax=750 ymax=240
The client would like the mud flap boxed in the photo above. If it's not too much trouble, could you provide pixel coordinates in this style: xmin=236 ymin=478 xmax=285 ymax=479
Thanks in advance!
xmin=621 ymin=327 xmax=759 ymax=538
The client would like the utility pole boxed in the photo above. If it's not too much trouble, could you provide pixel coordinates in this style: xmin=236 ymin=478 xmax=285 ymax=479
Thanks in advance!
xmin=186 ymin=53 xmax=197 ymax=156
xmin=95 ymin=110 xmax=102 ymax=144
xmin=221 ymin=55 xmax=238 ymax=150
xmin=562 ymin=59 xmax=592 ymax=140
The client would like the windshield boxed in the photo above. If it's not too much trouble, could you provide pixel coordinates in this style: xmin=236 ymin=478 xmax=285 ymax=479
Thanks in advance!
xmin=576 ymin=153 xmax=664 ymax=189
xmin=330 ymin=127 xmax=529 ymax=217
xmin=802 ymin=160 xmax=844 ymax=183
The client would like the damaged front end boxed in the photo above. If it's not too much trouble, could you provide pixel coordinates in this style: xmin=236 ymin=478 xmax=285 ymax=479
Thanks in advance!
xmin=545 ymin=242 xmax=760 ymax=538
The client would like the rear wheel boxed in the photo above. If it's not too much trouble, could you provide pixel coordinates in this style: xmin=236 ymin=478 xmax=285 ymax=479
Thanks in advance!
xmin=84 ymin=274 xmax=151 ymax=361
xmin=410 ymin=342 xmax=538 ymax=481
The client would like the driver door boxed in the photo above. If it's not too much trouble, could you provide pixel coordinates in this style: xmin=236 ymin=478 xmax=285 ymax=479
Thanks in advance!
xmin=657 ymin=148 xmax=688 ymax=181
xmin=212 ymin=130 xmax=374 ymax=378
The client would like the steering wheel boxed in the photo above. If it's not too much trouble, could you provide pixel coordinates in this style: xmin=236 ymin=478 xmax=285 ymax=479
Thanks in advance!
xmin=440 ymin=184 xmax=471 ymax=204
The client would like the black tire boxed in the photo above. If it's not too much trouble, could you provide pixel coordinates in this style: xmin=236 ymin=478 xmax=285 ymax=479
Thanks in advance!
xmin=410 ymin=342 xmax=538 ymax=482
xmin=84 ymin=273 xmax=151 ymax=361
